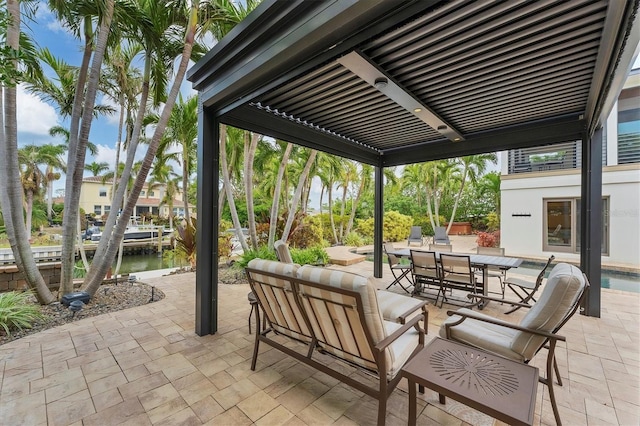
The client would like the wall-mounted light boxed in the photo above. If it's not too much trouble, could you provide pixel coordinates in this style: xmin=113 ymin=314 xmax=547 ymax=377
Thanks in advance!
xmin=374 ymin=77 xmax=388 ymax=89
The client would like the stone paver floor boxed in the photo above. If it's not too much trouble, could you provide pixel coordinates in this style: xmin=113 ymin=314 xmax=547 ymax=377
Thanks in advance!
xmin=1 ymin=254 xmax=638 ymax=425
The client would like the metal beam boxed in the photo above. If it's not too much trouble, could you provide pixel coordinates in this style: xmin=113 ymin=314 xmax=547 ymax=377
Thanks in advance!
xmin=373 ymin=165 xmax=383 ymax=278
xmin=195 ymin=105 xmax=219 ymax=335
xmin=580 ymin=127 xmax=602 ymax=318
xmin=382 ymin=114 xmax=586 ymax=166
xmin=222 ymin=105 xmax=382 ymax=165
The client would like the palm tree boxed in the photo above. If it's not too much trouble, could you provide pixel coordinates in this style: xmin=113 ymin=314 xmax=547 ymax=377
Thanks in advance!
xmin=267 ymin=141 xmax=293 ymax=248
xmin=281 ymin=149 xmax=318 ymax=242
xmin=316 ymin=152 xmax=342 ymax=244
xmin=0 ymin=0 xmax=55 ymax=304
xmin=446 ymin=153 xmax=497 ymax=233
xmin=344 ymin=163 xmax=372 ymax=236
xmin=161 ymin=93 xmax=197 ymax=225
xmin=85 ymin=161 xmax=110 ymax=177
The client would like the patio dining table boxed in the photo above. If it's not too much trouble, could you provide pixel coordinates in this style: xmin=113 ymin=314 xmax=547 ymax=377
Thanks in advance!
xmin=387 ymin=248 xmax=523 ymax=298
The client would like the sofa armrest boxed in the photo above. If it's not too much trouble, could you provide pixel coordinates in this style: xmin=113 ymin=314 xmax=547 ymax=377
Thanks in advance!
xmin=444 ymin=309 xmax=565 ymax=342
xmin=374 ymin=313 xmax=424 ymax=352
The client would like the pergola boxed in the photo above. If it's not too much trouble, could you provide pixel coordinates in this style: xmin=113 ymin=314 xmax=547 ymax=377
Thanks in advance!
xmin=187 ymin=0 xmax=640 ymax=335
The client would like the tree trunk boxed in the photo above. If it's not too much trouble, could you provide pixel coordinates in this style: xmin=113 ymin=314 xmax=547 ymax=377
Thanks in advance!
xmin=281 ymin=150 xmax=317 ymax=242
xmin=25 ymin=190 xmax=33 ymax=236
xmin=328 ymin=185 xmax=338 ymax=244
xmin=268 ymin=143 xmax=292 ymax=248
xmin=219 ymin=125 xmax=249 ymax=252
xmin=0 ymin=1 xmax=54 ymax=304
xmin=244 ymin=132 xmax=260 ymax=249
xmin=83 ymin=7 xmax=197 ymax=296
xmin=60 ymin=1 xmax=115 ymax=295
xmin=182 ymin=144 xmax=191 ymax=225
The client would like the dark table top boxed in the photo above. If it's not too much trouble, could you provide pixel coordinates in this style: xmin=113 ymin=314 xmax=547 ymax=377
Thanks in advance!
xmin=388 ymin=248 xmax=523 ymax=269
xmin=402 ymin=337 xmax=538 ymax=426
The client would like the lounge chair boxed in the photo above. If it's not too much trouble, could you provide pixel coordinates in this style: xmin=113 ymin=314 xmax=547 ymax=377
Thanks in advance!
xmin=407 ymin=226 xmax=423 ymax=246
xmin=504 ymin=255 xmax=555 ymax=314
xmin=440 ymin=263 xmax=589 ymax=426
xmin=432 ymin=226 xmax=450 ymax=245
xmin=383 ymin=242 xmax=413 ymax=293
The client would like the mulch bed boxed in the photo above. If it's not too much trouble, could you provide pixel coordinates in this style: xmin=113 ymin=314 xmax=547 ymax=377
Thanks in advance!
xmin=0 ymin=264 xmax=249 ymax=346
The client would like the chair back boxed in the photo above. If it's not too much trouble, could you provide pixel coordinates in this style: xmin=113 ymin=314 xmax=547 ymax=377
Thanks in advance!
xmin=433 ymin=226 xmax=450 ymax=243
xmin=246 ymin=259 xmax=311 ymax=342
xmin=429 ymin=243 xmax=452 ymax=252
xmin=410 ymin=250 xmax=439 ymax=281
xmin=476 ymin=246 xmax=505 ymax=256
xmin=440 ymin=254 xmax=474 ymax=285
xmin=274 ymin=239 xmax=294 ymax=263
xmin=295 ymin=266 xmax=390 ymax=372
xmin=531 ymin=255 xmax=555 ymax=289
xmin=383 ymin=242 xmax=401 ymax=267
xmin=512 ymin=263 xmax=588 ymax=359
xmin=408 ymin=226 xmax=423 ymax=245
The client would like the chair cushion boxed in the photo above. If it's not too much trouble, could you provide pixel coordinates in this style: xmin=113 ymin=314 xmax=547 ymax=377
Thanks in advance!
xmin=439 ymin=309 xmax=524 ymax=361
xmin=377 ymin=290 xmax=424 ymax=324
xmin=384 ymin=321 xmax=421 ymax=379
xmin=513 ymin=263 xmax=585 ymax=359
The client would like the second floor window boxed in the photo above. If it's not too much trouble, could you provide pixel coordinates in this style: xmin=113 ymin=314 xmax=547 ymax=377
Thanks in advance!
xmin=99 ymin=188 xmax=107 ymax=197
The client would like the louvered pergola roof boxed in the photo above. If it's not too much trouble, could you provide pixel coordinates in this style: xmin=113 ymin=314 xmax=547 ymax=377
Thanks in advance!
xmin=189 ymin=0 xmax=639 ymax=166
xmin=187 ymin=0 xmax=640 ymax=335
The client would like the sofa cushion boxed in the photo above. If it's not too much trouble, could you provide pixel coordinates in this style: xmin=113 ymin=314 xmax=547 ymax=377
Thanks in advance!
xmin=296 ymin=266 xmax=397 ymax=372
xmin=246 ymin=259 xmax=310 ymax=341
xmin=376 ymin=290 xmax=425 ymax=324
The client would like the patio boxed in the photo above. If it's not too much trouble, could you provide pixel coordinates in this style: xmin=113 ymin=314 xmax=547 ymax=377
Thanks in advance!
xmin=1 ymin=255 xmax=638 ymax=425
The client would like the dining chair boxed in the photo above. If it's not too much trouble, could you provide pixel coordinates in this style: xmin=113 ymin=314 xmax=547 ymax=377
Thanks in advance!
xmin=474 ymin=246 xmax=507 ymax=299
xmin=383 ymin=242 xmax=413 ymax=293
xmin=437 ymin=254 xmax=477 ymax=307
xmin=409 ymin=250 xmax=440 ymax=298
xmin=428 ymin=243 xmax=452 ymax=252
xmin=504 ymin=255 xmax=555 ymax=314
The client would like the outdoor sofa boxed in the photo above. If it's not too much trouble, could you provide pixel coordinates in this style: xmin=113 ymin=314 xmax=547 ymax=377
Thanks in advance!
xmin=245 ymin=259 xmax=428 ymax=425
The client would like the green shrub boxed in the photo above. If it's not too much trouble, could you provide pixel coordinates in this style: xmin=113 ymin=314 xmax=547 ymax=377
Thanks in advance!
xmin=235 ymin=246 xmax=278 ymax=269
xmin=356 ymin=210 xmax=413 ymax=242
xmin=343 ymin=231 xmax=364 ymax=247
xmin=486 ymin=212 xmax=500 ymax=231
xmin=289 ymin=214 xmax=323 ymax=248
xmin=291 ymin=246 xmax=329 ymax=265
xmin=0 ymin=291 xmax=44 ymax=337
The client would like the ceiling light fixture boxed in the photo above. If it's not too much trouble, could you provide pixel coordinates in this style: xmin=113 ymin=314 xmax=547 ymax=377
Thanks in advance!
xmin=414 ymin=108 xmax=422 ymax=113
xmin=374 ymin=77 xmax=388 ymax=89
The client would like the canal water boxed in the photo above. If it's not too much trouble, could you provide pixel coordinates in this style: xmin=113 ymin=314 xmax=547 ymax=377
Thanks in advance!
xmin=113 ymin=253 xmax=188 ymax=275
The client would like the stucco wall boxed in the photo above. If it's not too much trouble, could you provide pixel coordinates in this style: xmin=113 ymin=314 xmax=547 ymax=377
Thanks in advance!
xmin=501 ymin=165 xmax=640 ymax=270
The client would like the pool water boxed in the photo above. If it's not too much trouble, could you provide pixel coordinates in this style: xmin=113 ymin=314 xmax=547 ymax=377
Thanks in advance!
xmin=512 ymin=262 xmax=639 ymax=293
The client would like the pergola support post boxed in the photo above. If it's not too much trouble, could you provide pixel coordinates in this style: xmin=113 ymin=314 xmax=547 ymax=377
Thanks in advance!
xmin=373 ymin=165 xmax=383 ymax=278
xmin=195 ymin=105 xmax=219 ymax=335
xmin=580 ymin=127 xmax=602 ymax=318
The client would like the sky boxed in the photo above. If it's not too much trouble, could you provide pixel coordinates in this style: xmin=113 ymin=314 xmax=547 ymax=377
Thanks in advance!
xmin=15 ymin=3 xmax=640 ymax=207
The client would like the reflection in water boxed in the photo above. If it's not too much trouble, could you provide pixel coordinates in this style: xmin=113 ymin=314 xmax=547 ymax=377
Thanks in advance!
xmin=114 ymin=253 xmax=188 ymax=275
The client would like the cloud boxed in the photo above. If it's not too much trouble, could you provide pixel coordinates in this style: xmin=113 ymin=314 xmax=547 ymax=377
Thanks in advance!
xmin=94 ymin=144 xmax=120 ymax=169
xmin=16 ymin=84 xmax=60 ymax=138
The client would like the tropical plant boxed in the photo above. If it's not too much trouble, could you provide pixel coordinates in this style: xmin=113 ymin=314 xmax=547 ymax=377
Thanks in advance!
xmin=175 ymin=217 xmax=197 ymax=268
xmin=0 ymin=291 xmax=44 ymax=337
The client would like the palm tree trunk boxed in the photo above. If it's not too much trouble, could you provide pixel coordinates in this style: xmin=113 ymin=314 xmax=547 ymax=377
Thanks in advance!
xmin=281 ymin=150 xmax=317 ymax=242
xmin=182 ymin=145 xmax=191 ymax=225
xmin=83 ymin=6 xmax=197 ymax=296
xmin=0 ymin=1 xmax=54 ymax=304
xmin=60 ymin=0 xmax=115 ymax=295
xmin=268 ymin=143 xmax=292 ymax=248
xmin=244 ymin=132 xmax=260 ymax=249
xmin=446 ymin=167 xmax=469 ymax=234
xmin=25 ymin=190 xmax=33 ymax=236
xmin=219 ymin=125 xmax=249 ymax=252
xmin=328 ymin=186 xmax=338 ymax=244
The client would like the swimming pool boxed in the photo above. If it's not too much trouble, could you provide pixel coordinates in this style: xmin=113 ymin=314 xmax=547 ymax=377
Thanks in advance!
xmin=515 ymin=262 xmax=640 ymax=293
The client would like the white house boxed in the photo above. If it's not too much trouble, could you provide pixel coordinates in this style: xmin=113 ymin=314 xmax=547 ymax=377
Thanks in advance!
xmin=500 ymin=68 xmax=640 ymax=270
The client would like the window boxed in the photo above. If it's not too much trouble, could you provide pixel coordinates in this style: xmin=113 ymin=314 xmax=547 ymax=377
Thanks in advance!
xmin=149 ymin=191 xmax=155 ymax=197
xmin=543 ymin=198 xmax=609 ymax=254
xmin=99 ymin=188 xmax=107 ymax=197
xmin=94 ymin=205 xmax=102 ymax=215
xmin=617 ymin=86 xmax=640 ymax=164
xmin=141 ymin=190 xmax=145 ymax=196
xmin=104 ymin=205 xmax=111 ymax=214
